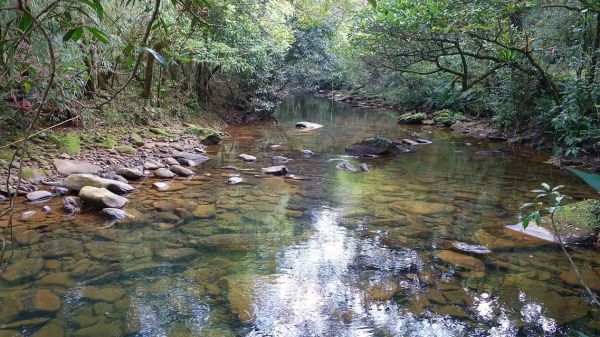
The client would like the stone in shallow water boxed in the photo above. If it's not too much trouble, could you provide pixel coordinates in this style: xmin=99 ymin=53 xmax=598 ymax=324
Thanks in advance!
xmin=25 ymin=190 xmax=53 ymax=202
xmin=435 ymin=250 xmax=485 ymax=272
xmin=34 ymin=289 xmax=61 ymax=313
xmin=224 ymin=277 xmax=255 ymax=322
xmin=64 ymin=174 xmax=134 ymax=194
xmin=152 ymin=182 xmax=169 ymax=191
xmin=154 ymin=168 xmax=176 ymax=179
xmin=229 ymin=176 xmax=243 ymax=185
xmin=365 ymin=281 xmax=400 ymax=301
xmin=41 ymin=238 xmax=83 ymax=258
xmin=81 ymin=286 xmax=125 ymax=303
xmin=38 ymin=272 xmax=75 ymax=287
xmin=262 ymin=166 xmax=288 ymax=176
xmin=451 ymin=241 xmax=491 ymax=254
xmin=192 ymin=204 xmax=216 ymax=218
xmin=115 ymin=167 xmax=144 ymax=180
xmin=14 ymin=230 xmax=41 ymax=246
xmin=102 ymin=208 xmax=131 ymax=220
xmin=300 ymin=149 xmax=314 ymax=157
xmin=154 ymin=248 xmax=197 ymax=261
xmin=79 ymin=186 xmax=128 ymax=209
xmin=73 ymin=322 xmax=123 ymax=337
xmin=239 ymin=154 xmax=257 ymax=162
xmin=0 ymin=258 xmax=43 ymax=283
xmin=336 ymin=161 xmax=357 ymax=172
xmin=559 ymin=269 xmax=600 ymax=291
xmin=169 ymin=165 xmax=194 ymax=177
xmin=295 ymin=121 xmax=323 ymax=131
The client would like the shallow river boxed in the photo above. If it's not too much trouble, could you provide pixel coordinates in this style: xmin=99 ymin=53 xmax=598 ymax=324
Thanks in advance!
xmin=1 ymin=95 xmax=599 ymax=337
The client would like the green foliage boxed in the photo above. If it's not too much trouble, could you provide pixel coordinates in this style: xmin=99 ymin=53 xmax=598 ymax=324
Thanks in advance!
xmin=398 ymin=112 xmax=426 ymax=125
xmin=57 ymin=133 xmax=81 ymax=156
xmin=433 ymin=109 xmax=462 ymax=127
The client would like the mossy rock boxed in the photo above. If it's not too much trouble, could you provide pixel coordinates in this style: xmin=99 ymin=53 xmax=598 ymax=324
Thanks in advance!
xmin=21 ymin=167 xmax=48 ymax=183
xmin=115 ymin=145 xmax=136 ymax=154
xmin=57 ymin=134 xmax=81 ymax=156
xmin=398 ymin=112 xmax=426 ymax=125
xmin=185 ymin=124 xmax=223 ymax=145
xmin=345 ymin=136 xmax=413 ymax=156
xmin=129 ymin=133 xmax=144 ymax=146
xmin=433 ymin=109 xmax=462 ymax=127
xmin=93 ymin=135 xmax=117 ymax=149
xmin=149 ymin=127 xmax=169 ymax=136
xmin=554 ymin=199 xmax=600 ymax=229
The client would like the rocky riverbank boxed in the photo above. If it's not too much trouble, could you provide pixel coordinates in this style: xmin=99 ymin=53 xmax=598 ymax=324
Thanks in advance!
xmin=317 ymin=89 xmax=600 ymax=172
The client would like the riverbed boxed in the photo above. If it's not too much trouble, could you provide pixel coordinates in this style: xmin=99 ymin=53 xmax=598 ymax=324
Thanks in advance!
xmin=0 ymin=95 xmax=598 ymax=337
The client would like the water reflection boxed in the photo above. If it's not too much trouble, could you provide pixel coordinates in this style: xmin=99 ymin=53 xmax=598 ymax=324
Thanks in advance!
xmin=0 ymin=95 xmax=598 ymax=336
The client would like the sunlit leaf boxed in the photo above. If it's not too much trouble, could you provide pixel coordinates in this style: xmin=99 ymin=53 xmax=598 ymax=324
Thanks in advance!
xmin=139 ymin=47 xmax=168 ymax=65
xmin=541 ymin=182 xmax=551 ymax=191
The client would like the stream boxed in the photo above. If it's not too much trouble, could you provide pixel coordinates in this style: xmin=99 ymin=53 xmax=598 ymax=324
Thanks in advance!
xmin=0 ymin=95 xmax=599 ymax=337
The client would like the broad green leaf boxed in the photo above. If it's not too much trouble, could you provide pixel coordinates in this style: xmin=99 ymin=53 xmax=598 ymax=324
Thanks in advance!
xmin=567 ymin=167 xmax=600 ymax=192
xmin=93 ymin=0 xmax=104 ymax=20
xmin=367 ymin=0 xmax=377 ymax=8
xmin=541 ymin=182 xmax=551 ymax=191
xmin=520 ymin=202 xmax=533 ymax=209
xmin=551 ymin=185 xmax=565 ymax=191
xmin=18 ymin=12 xmax=32 ymax=32
xmin=63 ymin=27 xmax=83 ymax=42
xmin=86 ymin=27 xmax=109 ymax=44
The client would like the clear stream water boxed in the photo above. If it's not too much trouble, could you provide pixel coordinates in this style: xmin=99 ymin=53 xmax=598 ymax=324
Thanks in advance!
xmin=1 ymin=95 xmax=599 ymax=337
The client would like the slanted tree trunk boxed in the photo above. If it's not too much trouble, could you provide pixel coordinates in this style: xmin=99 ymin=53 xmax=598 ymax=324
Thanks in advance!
xmin=82 ymin=46 xmax=96 ymax=97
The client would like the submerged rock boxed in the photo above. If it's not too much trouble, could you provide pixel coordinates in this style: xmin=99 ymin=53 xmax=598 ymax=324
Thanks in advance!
xmin=79 ymin=186 xmax=129 ymax=209
xmin=359 ymin=163 xmax=369 ymax=172
xmin=154 ymin=248 xmax=197 ymax=261
xmin=63 ymin=174 xmax=134 ymax=195
xmin=26 ymin=190 xmax=53 ymax=202
xmin=262 ymin=166 xmax=288 ymax=176
xmin=336 ymin=161 xmax=357 ymax=172
xmin=0 ymin=258 xmax=44 ymax=283
xmin=345 ymin=137 xmax=414 ymax=157
xmin=451 ymin=241 xmax=491 ymax=254
xmin=301 ymin=149 xmax=314 ymax=157
xmin=435 ymin=250 xmax=485 ymax=272
xmin=63 ymin=196 xmax=82 ymax=214
xmin=295 ymin=121 xmax=323 ymax=131
xmin=272 ymin=156 xmax=291 ymax=164
xmin=102 ymin=208 xmax=131 ymax=220
xmin=53 ymin=159 xmax=101 ymax=176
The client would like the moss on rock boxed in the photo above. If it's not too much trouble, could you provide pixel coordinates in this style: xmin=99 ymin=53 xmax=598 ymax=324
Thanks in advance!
xmin=115 ymin=145 xmax=136 ymax=154
xmin=185 ymin=124 xmax=223 ymax=145
xmin=398 ymin=112 xmax=426 ymax=125
xmin=433 ymin=109 xmax=463 ymax=127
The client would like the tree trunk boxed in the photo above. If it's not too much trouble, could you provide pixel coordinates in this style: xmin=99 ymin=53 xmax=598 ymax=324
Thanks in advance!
xmin=141 ymin=42 xmax=163 ymax=99
xmin=587 ymin=13 xmax=600 ymax=85
xmin=195 ymin=63 xmax=221 ymax=102
xmin=82 ymin=47 xmax=96 ymax=97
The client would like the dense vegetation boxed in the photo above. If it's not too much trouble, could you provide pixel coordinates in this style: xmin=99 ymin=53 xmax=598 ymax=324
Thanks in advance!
xmin=0 ymin=0 xmax=599 ymax=158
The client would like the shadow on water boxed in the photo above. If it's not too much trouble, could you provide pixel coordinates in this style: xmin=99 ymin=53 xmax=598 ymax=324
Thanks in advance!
xmin=0 ymin=95 xmax=598 ymax=336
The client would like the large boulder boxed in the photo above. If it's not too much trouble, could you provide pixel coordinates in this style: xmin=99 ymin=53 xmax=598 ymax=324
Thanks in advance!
xmin=345 ymin=137 xmax=414 ymax=157
xmin=115 ymin=167 xmax=144 ymax=180
xmin=53 ymin=159 xmax=101 ymax=176
xmin=506 ymin=199 xmax=600 ymax=244
xmin=79 ymin=186 xmax=129 ymax=209
xmin=63 ymin=174 xmax=134 ymax=195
